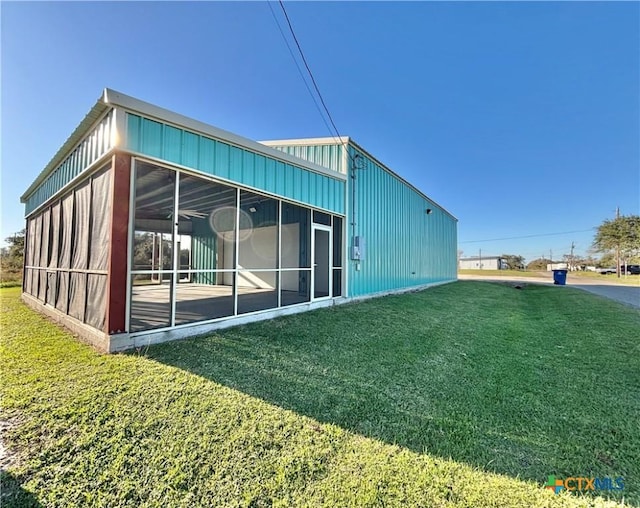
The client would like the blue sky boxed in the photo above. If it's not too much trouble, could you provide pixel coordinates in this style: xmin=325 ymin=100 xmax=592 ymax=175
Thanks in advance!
xmin=2 ymin=1 xmax=638 ymax=263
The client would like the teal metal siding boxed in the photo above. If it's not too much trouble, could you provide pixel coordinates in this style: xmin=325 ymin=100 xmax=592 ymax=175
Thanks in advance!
xmin=191 ymin=218 xmax=217 ymax=285
xmin=25 ymin=110 xmax=115 ymax=215
xmin=347 ymin=145 xmax=457 ymax=297
xmin=125 ymin=114 xmax=345 ymax=215
xmin=269 ymin=144 xmax=346 ymax=174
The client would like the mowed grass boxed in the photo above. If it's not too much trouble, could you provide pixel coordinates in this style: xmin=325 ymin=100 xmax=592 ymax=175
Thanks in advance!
xmin=458 ymin=269 xmax=640 ymax=286
xmin=458 ymin=269 xmax=547 ymax=277
xmin=569 ymin=272 xmax=640 ymax=286
xmin=2 ymin=283 xmax=639 ymax=507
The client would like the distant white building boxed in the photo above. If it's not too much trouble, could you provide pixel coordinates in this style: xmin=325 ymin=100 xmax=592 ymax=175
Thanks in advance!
xmin=546 ymin=263 xmax=568 ymax=271
xmin=459 ymin=256 xmax=508 ymax=270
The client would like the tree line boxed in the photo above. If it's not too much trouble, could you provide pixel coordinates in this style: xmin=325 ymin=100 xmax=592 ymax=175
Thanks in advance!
xmin=3 ymin=215 xmax=639 ymax=283
xmin=0 ymin=229 xmax=24 ymax=284
xmin=461 ymin=215 xmax=640 ymax=272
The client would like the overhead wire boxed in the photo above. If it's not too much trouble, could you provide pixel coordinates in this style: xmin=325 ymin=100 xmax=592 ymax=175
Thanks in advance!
xmin=266 ymin=2 xmax=335 ymax=142
xmin=459 ymin=228 xmax=596 ymax=244
xmin=270 ymin=1 xmax=354 ymax=163
xmin=276 ymin=1 xmax=343 ymax=142
xmin=267 ymin=5 xmax=603 ymax=261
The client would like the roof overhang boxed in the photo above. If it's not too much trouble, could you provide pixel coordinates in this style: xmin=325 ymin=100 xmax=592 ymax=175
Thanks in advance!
xmin=20 ymin=92 xmax=111 ymax=202
xmin=260 ymin=136 xmax=350 ymax=147
xmin=22 ymin=88 xmax=349 ymax=204
xmin=347 ymin=138 xmax=458 ymax=222
xmin=102 ymin=89 xmax=345 ymax=181
xmin=259 ymin=135 xmax=457 ymax=222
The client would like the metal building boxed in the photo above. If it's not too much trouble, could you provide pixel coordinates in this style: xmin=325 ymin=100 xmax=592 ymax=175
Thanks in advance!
xmin=20 ymin=89 xmax=457 ymax=352
xmin=458 ymin=256 xmax=507 ymax=270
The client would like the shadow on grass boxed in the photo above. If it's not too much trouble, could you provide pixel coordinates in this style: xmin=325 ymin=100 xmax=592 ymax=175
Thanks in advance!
xmin=140 ymin=282 xmax=639 ymax=502
xmin=0 ymin=470 xmax=42 ymax=508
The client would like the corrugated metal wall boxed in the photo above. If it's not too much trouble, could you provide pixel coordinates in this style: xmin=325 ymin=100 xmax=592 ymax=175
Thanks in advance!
xmin=267 ymin=144 xmax=346 ymax=174
xmin=24 ymin=110 xmax=115 ymax=215
xmin=347 ymin=145 xmax=457 ymax=297
xmin=125 ymin=114 xmax=345 ymax=215
xmin=191 ymin=218 xmax=217 ymax=284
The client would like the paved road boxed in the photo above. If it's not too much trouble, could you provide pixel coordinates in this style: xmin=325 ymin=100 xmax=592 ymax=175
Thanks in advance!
xmin=569 ymin=283 xmax=640 ymax=308
xmin=458 ymin=274 xmax=640 ymax=309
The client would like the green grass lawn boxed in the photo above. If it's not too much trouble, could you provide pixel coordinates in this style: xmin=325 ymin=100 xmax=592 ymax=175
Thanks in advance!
xmin=458 ymin=269 xmax=547 ymax=277
xmin=569 ymin=272 xmax=640 ymax=286
xmin=2 ymin=283 xmax=639 ymax=507
xmin=458 ymin=269 xmax=640 ymax=286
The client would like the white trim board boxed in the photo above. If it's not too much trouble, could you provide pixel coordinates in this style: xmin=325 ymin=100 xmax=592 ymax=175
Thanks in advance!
xmin=260 ymin=137 xmax=350 ymax=147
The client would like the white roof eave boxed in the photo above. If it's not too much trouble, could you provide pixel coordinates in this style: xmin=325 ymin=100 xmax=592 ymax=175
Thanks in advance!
xmin=20 ymin=95 xmax=111 ymax=202
xmin=21 ymin=88 xmax=348 ymax=203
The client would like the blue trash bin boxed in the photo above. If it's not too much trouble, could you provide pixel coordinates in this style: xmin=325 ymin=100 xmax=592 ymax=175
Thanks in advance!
xmin=552 ymin=269 xmax=568 ymax=285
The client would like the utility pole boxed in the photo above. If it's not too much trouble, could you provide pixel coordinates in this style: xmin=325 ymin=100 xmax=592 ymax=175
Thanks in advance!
xmin=479 ymin=248 xmax=482 ymax=270
xmin=550 ymin=249 xmax=553 ymax=270
xmin=570 ymin=241 xmax=575 ymax=271
xmin=616 ymin=206 xmax=620 ymax=278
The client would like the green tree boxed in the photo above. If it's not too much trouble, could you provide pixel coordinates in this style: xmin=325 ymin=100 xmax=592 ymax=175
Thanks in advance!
xmin=526 ymin=258 xmax=551 ymax=271
xmin=593 ymin=215 xmax=640 ymax=275
xmin=566 ymin=255 xmax=598 ymax=270
xmin=0 ymin=229 xmax=25 ymax=283
xmin=596 ymin=252 xmax=617 ymax=268
xmin=579 ymin=255 xmax=599 ymax=267
xmin=501 ymin=254 xmax=525 ymax=270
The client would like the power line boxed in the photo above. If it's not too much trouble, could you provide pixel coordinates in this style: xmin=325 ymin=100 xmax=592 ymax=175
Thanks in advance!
xmin=266 ymin=2 xmax=335 ymax=141
xmin=459 ymin=228 xmax=596 ymax=244
xmin=274 ymin=1 xmax=354 ymax=164
xmin=277 ymin=1 xmax=342 ymax=142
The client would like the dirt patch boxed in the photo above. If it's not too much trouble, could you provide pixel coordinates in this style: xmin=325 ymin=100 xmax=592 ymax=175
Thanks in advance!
xmin=0 ymin=415 xmax=25 ymax=472
xmin=486 ymin=280 xmax=529 ymax=290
